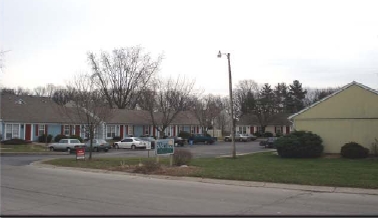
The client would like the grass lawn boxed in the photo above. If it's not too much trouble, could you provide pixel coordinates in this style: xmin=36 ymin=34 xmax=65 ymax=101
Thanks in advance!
xmin=43 ymin=152 xmax=378 ymax=189
xmin=0 ymin=144 xmax=48 ymax=153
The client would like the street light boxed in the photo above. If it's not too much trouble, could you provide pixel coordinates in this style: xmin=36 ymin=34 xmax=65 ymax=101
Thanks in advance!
xmin=217 ymin=51 xmax=236 ymax=159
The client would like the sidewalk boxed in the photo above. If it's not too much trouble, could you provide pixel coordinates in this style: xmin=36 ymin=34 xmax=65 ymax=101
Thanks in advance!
xmin=31 ymin=159 xmax=378 ymax=196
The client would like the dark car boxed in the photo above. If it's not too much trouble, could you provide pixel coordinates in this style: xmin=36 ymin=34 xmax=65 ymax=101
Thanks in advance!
xmin=167 ymin=136 xmax=185 ymax=147
xmin=191 ymin=134 xmax=214 ymax=145
xmin=259 ymin=137 xmax=278 ymax=148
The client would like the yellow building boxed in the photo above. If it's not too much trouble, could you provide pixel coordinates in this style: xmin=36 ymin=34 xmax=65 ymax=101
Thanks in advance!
xmin=289 ymin=81 xmax=378 ymax=154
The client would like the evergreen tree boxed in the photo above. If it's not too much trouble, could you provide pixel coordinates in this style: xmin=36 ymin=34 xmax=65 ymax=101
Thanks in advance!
xmin=288 ymin=80 xmax=307 ymax=113
xmin=273 ymin=83 xmax=288 ymax=113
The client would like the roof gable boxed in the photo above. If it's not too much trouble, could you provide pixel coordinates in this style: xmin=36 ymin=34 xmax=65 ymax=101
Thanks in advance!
xmin=289 ymin=81 xmax=378 ymax=120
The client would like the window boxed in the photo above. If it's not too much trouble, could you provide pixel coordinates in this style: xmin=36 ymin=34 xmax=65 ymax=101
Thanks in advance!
xmin=107 ymin=125 xmax=116 ymax=138
xmin=256 ymin=126 xmax=262 ymax=133
xmin=64 ymin=125 xmax=70 ymax=135
xmin=145 ymin=126 xmax=149 ymax=135
xmin=39 ymin=124 xmax=45 ymax=136
xmin=60 ymin=139 xmax=68 ymax=143
xmin=191 ymin=127 xmax=194 ymax=134
xmin=5 ymin=124 xmax=20 ymax=140
xmin=237 ymin=127 xmax=246 ymax=134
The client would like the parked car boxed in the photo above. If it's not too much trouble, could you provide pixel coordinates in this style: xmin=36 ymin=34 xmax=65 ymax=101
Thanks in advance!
xmin=224 ymin=134 xmax=250 ymax=142
xmin=190 ymin=134 xmax=214 ymax=145
xmin=84 ymin=139 xmax=111 ymax=152
xmin=246 ymin=134 xmax=257 ymax=141
xmin=259 ymin=137 xmax=278 ymax=148
xmin=113 ymin=137 xmax=147 ymax=149
xmin=49 ymin=139 xmax=85 ymax=153
xmin=167 ymin=136 xmax=185 ymax=147
xmin=137 ymin=136 xmax=156 ymax=149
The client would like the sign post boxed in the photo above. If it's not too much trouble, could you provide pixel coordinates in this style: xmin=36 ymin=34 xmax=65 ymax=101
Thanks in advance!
xmin=155 ymin=139 xmax=174 ymax=166
xmin=76 ymin=147 xmax=85 ymax=161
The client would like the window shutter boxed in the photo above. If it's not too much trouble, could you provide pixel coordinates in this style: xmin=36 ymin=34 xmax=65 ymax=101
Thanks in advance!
xmin=45 ymin=124 xmax=48 ymax=135
xmin=61 ymin=125 xmax=64 ymax=135
xmin=36 ymin=124 xmax=39 ymax=136
xmin=70 ymin=125 xmax=73 ymax=135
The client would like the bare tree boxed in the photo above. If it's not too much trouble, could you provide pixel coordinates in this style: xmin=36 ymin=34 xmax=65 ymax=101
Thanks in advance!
xmin=15 ymin=87 xmax=31 ymax=95
xmin=192 ymin=94 xmax=223 ymax=135
xmin=233 ymin=80 xmax=260 ymax=118
xmin=141 ymin=76 xmax=195 ymax=138
xmin=52 ymin=87 xmax=76 ymax=106
xmin=88 ymin=46 xmax=163 ymax=109
xmin=61 ymin=74 xmax=112 ymax=160
xmin=34 ymin=86 xmax=47 ymax=97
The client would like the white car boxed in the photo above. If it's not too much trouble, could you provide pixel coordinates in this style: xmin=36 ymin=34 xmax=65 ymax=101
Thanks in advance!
xmin=114 ymin=137 xmax=147 ymax=149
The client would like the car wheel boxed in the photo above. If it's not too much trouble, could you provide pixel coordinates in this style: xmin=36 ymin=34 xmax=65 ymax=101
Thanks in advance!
xmin=94 ymin=147 xmax=99 ymax=152
xmin=131 ymin=145 xmax=136 ymax=149
xmin=115 ymin=145 xmax=119 ymax=149
xmin=104 ymin=148 xmax=109 ymax=152
xmin=67 ymin=148 xmax=71 ymax=154
xmin=49 ymin=147 xmax=54 ymax=151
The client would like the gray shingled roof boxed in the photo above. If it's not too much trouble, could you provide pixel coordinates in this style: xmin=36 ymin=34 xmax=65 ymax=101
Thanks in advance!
xmin=105 ymin=109 xmax=200 ymax=125
xmin=1 ymin=94 xmax=84 ymax=123
xmin=237 ymin=113 xmax=293 ymax=126
xmin=1 ymin=94 xmax=200 ymax=125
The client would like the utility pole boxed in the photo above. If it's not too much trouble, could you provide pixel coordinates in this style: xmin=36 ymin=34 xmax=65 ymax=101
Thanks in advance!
xmin=218 ymin=51 xmax=236 ymax=159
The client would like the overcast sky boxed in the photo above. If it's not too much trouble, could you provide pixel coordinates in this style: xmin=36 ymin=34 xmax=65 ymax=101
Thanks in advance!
xmin=1 ymin=0 xmax=378 ymax=96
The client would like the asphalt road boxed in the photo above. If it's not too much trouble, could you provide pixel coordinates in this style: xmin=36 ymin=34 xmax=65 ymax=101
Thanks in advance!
xmin=2 ymin=141 xmax=378 ymax=215
xmin=2 ymin=163 xmax=378 ymax=215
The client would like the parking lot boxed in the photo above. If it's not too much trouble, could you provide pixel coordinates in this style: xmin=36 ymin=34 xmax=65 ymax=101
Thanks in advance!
xmin=96 ymin=140 xmax=267 ymax=159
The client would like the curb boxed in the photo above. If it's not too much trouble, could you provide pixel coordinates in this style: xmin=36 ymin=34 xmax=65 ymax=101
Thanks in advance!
xmin=31 ymin=159 xmax=378 ymax=196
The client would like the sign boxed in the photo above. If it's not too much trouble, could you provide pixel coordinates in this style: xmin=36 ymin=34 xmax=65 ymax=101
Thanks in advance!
xmin=76 ymin=147 xmax=85 ymax=160
xmin=156 ymin=139 xmax=174 ymax=155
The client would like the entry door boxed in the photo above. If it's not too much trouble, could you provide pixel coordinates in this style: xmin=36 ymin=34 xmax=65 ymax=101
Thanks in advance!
xmin=25 ymin=124 xmax=32 ymax=141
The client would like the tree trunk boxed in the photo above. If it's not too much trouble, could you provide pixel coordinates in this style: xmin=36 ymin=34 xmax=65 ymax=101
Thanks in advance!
xmin=159 ymin=130 xmax=165 ymax=139
xmin=89 ymin=127 xmax=94 ymax=160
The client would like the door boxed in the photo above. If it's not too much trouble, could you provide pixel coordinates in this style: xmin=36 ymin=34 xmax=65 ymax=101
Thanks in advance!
xmin=286 ymin=126 xmax=290 ymax=135
xmin=25 ymin=124 xmax=32 ymax=141
xmin=120 ymin=125 xmax=124 ymax=139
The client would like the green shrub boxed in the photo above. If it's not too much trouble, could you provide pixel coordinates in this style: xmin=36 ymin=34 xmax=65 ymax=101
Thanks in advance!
xmin=54 ymin=134 xmax=68 ymax=142
xmin=263 ymin=132 xmax=274 ymax=137
xmin=275 ymin=131 xmax=323 ymax=158
xmin=341 ymin=142 xmax=369 ymax=159
xmin=38 ymin=134 xmax=53 ymax=143
xmin=133 ymin=159 xmax=161 ymax=174
xmin=69 ymin=135 xmax=83 ymax=142
xmin=173 ymin=148 xmax=193 ymax=166
xmin=1 ymin=139 xmax=32 ymax=145
xmin=178 ymin=131 xmax=191 ymax=140
xmin=275 ymin=133 xmax=282 ymax=137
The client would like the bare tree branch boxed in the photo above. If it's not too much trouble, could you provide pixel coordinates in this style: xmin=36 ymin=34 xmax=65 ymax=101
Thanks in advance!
xmin=88 ymin=46 xmax=163 ymax=109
